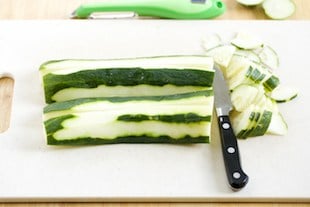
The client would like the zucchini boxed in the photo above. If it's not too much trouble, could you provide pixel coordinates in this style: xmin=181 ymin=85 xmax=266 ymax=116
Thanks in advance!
xmin=205 ymin=45 xmax=236 ymax=68
xmin=234 ymin=49 xmax=260 ymax=63
xmin=44 ymin=91 xmax=214 ymax=145
xmin=231 ymin=31 xmax=263 ymax=50
xmin=231 ymin=84 xmax=259 ymax=112
xmin=44 ymin=90 xmax=214 ymax=120
xmin=267 ymin=112 xmax=288 ymax=135
xmin=40 ymin=56 xmax=214 ymax=76
xmin=225 ymin=55 xmax=252 ymax=80
xmin=40 ymin=56 xmax=214 ymax=103
xmin=201 ymin=32 xmax=296 ymax=139
xmin=262 ymin=0 xmax=296 ymax=20
xmin=258 ymin=45 xmax=280 ymax=69
xmin=231 ymin=105 xmax=255 ymax=138
xmin=248 ymin=110 xmax=272 ymax=137
xmin=236 ymin=0 xmax=264 ymax=6
xmin=263 ymin=75 xmax=280 ymax=91
xmin=240 ymin=107 xmax=261 ymax=139
xmin=269 ymin=85 xmax=298 ymax=103
xmin=232 ymin=104 xmax=272 ymax=139
xmin=202 ymin=34 xmax=222 ymax=51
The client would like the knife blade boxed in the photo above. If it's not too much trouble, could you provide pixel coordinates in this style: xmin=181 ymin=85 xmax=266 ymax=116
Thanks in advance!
xmin=213 ymin=67 xmax=249 ymax=190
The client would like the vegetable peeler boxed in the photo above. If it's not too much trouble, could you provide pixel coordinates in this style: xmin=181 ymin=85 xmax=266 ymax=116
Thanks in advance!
xmin=71 ymin=0 xmax=226 ymax=19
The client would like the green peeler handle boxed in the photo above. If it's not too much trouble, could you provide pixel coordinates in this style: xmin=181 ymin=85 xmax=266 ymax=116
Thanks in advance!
xmin=73 ymin=0 xmax=225 ymax=19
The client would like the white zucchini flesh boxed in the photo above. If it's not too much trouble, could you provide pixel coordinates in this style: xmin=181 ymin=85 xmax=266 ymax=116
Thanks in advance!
xmin=231 ymin=84 xmax=259 ymax=112
xmin=263 ymin=0 xmax=296 ymax=20
xmin=231 ymin=31 xmax=264 ymax=50
xmin=205 ymin=45 xmax=236 ymax=68
xmin=202 ymin=34 xmax=222 ymax=51
xmin=252 ymin=85 xmax=265 ymax=103
xmin=267 ymin=112 xmax=288 ymax=135
xmin=55 ymin=119 xmax=211 ymax=141
xmin=44 ymin=95 xmax=214 ymax=121
xmin=269 ymin=85 xmax=298 ymax=103
xmin=236 ymin=0 xmax=264 ymax=6
xmin=51 ymin=84 xmax=209 ymax=103
xmin=258 ymin=45 xmax=280 ymax=69
xmin=231 ymin=105 xmax=255 ymax=136
xmin=234 ymin=50 xmax=261 ymax=63
xmin=225 ymin=55 xmax=253 ymax=80
xmin=52 ymin=106 xmax=212 ymax=140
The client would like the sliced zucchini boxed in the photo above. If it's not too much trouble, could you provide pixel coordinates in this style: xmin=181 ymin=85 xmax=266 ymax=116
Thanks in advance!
xmin=239 ymin=106 xmax=261 ymax=139
xmin=225 ymin=55 xmax=252 ymax=80
xmin=246 ymin=66 xmax=263 ymax=83
xmin=263 ymin=75 xmax=280 ymax=92
xmin=248 ymin=110 xmax=273 ymax=137
xmin=236 ymin=0 xmax=264 ymax=6
xmin=40 ymin=56 xmax=215 ymax=103
xmin=231 ymin=84 xmax=259 ymax=112
xmin=231 ymin=31 xmax=263 ymax=50
xmin=227 ymin=66 xmax=252 ymax=90
xmin=202 ymin=34 xmax=222 ymax=51
xmin=269 ymin=85 xmax=298 ymax=103
xmin=231 ymin=105 xmax=256 ymax=138
xmin=206 ymin=45 xmax=236 ymax=68
xmin=258 ymin=45 xmax=280 ymax=69
xmin=263 ymin=0 xmax=296 ymax=20
xmin=227 ymin=63 xmax=274 ymax=91
xmin=201 ymin=31 xmax=296 ymax=139
xmin=266 ymin=112 xmax=288 ymax=135
xmin=234 ymin=49 xmax=261 ymax=63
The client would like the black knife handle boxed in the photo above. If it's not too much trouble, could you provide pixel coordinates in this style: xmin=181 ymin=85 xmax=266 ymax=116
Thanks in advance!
xmin=218 ymin=115 xmax=249 ymax=190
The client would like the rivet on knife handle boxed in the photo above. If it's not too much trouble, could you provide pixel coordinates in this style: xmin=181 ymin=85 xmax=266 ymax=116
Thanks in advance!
xmin=218 ymin=115 xmax=249 ymax=190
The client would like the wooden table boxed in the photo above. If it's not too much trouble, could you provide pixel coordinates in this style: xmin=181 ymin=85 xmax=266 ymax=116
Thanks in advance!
xmin=0 ymin=0 xmax=309 ymax=206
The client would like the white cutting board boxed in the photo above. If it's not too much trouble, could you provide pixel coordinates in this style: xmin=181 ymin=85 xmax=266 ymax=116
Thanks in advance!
xmin=0 ymin=20 xmax=309 ymax=202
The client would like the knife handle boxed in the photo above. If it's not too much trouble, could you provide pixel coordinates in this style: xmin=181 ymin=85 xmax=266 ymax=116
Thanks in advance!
xmin=218 ymin=115 xmax=249 ymax=190
xmin=72 ymin=0 xmax=225 ymax=19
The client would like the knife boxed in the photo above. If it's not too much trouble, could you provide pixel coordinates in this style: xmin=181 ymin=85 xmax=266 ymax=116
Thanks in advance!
xmin=71 ymin=0 xmax=226 ymax=19
xmin=213 ymin=67 xmax=249 ymax=190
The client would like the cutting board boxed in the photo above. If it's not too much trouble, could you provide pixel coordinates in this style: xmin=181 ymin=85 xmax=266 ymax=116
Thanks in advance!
xmin=0 ymin=20 xmax=309 ymax=202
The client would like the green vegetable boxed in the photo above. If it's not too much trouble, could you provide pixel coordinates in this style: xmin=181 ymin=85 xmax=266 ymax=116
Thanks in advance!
xmin=236 ymin=0 xmax=296 ymax=20
xmin=263 ymin=0 xmax=296 ymax=20
xmin=269 ymin=85 xmax=298 ymax=103
xmin=202 ymin=32 xmax=297 ymax=139
xmin=43 ymin=90 xmax=214 ymax=120
xmin=205 ymin=45 xmax=236 ymax=68
xmin=231 ymin=31 xmax=263 ymax=50
xmin=44 ymin=91 xmax=214 ymax=145
xmin=236 ymin=0 xmax=264 ymax=6
xmin=258 ymin=45 xmax=280 ymax=69
xmin=40 ymin=56 xmax=214 ymax=103
xmin=266 ymin=112 xmax=288 ymax=135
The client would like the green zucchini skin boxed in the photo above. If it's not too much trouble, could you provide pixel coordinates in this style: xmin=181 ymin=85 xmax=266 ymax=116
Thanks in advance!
xmin=117 ymin=114 xmax=211 ymax=123
xmin=44 ymin=114 xmax=74 ymax=136
xmin=263 ymin=75 xmax=280 ymax=91
xmin=248 ymin=110 xmax=272 ymax=137
xmin=43 ymin=68 xmax=214 ymax=103
xmin=47 ymin=135 xmax=209 ymax=145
